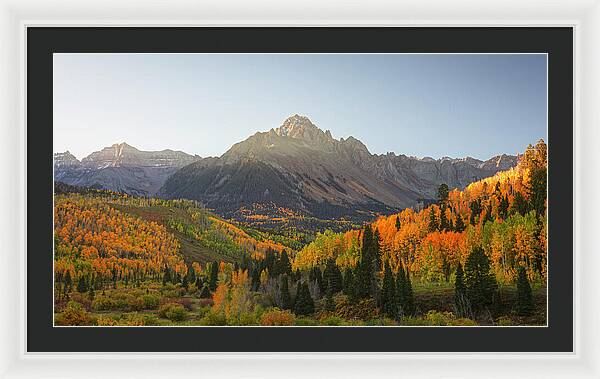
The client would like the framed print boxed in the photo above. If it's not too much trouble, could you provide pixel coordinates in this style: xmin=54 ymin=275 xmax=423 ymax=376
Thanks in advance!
xmin=1 ymin=0 xmax=598 ymax=377
xmin=26 ymin=26 xmax=571 ymax=352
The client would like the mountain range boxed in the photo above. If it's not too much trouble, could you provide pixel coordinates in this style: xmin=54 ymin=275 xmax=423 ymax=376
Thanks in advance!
xmin=54 ymin=143 xmax=200 ymax=196
xmin=54 ymin=115 xmax=518 ymax=220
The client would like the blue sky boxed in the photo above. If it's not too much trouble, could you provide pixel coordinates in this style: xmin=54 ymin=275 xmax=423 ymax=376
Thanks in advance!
xmin=53 ymin=53 xmax=547 ymax=160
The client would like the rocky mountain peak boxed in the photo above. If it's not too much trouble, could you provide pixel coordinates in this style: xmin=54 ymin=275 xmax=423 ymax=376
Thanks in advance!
xmin=273 ymin=115 xmax=334 ymax=144
xmin=340 ymin=136 xmax=370 ymax=155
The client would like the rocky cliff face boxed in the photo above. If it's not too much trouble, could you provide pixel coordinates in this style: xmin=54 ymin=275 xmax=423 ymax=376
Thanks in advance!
xmin=159 ymin=115 xmax=518 ymax=219
xmin=54 ymin=143 xmax=200 ymax=196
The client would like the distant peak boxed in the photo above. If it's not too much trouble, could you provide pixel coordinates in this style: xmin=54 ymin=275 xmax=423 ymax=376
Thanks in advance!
xmin=342 ymin=135 xmax=370 ymax=154
xmin=275 ymin=115 xmax=320 ymax=137
xmin=111 ymin=142 xmax=135 ymax=149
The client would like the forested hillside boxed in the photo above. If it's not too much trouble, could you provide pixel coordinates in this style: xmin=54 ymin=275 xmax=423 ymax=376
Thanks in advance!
xmin=53 ymin=141 xmax=547 ymax=326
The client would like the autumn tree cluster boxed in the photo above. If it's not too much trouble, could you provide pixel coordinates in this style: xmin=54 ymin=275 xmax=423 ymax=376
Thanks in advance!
xmin=293 ymin=140 xmax=548 ymax=286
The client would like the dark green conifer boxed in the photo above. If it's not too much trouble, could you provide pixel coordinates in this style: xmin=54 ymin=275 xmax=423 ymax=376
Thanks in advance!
xmin=395 ymin=263 xmax=406 ymax=315
xmin=323 ymin=258 xmax=343 ymax=294
xmin=356 ymin=226 xmax=374 ymax=299
xmin=280 ymin=275 xmax=292 ymax=310
xmin=464 ymin=246 xmax=498 ymax=311
xmin=516 ymin=266 xmax=534 ymax=316
xmin=182 ymin=274 xmax=189 ymax=291
xmin=453 ymin=262 xmax=471 ymax=318
xmin=454 ymin=215 xmax=466 ymax=232
xmin=403 ymin=268 xmax=415 ymax=316
xmin=380 ymin=261 xmax=396 ymax=318
xmin=76 ymin=276 xmax=88 ymax=293
xmin=325 ymin=285 xmax=335 ymax=312
xmin=343 ymin=267 xmax=356 ymax=301
xmin=162 ymin=267 xmax=171 ymax=286
xmin=199 ymin=285 xmax=211 ymax=298
xmin=278 ymin=250 xmax=292 ymax=276
xmin=439 ymin=205 xmax=449 ymax=231
xmin=293 ymin=282 xmax=314 ymax=316
xmin=437 ymin=183 xmax=449 ymax=204
xmin=64 ymin=270 xmax=72 ymax=296
xmin=251 ymin=267 xmax=261 ymax=291
xmin=428 ymin=207 xmax=438 ymax=232
xmin=209 ymin=261 xmax=219 ymax=291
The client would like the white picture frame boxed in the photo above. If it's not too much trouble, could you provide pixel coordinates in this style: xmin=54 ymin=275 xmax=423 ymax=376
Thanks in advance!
xmin=1 ymin=0 xmax=597 ymax=377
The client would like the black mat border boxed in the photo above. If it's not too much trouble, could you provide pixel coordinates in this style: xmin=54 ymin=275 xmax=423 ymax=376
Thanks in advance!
xmin=26 ymin=27 xmax=573 ymax=353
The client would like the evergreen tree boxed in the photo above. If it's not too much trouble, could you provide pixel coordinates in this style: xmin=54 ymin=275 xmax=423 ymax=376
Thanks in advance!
xmin=483 ymin=205 xmax=494 ymax=224
xmin=64 ymin=270 xmax=72 ymax=295
xmin=516 ymin=266 xmax=534 ymax=316
xmin=325 ymin=285 xmax=335 ymax=312
xmin=188 ymin=266 xmax=196 ymax=284
xmin=356 ymin=226 xmax=376 ymax=299
xmin=439 ymin=205 xmax=449 ymax=231
xmin=294 ymin=282 xmax=315 ymax=316
xmin=380 ymin=261 xmax=396 ymax=319
xmin=280 ymin=275 xmax=292 ymax=310
xmin=428 ymin=207 xmax=438 ymax=232
xmin=251 ymin=267 xmax=261 ymax=291
xmin=182 ymin=274 xmax=189 ymax=291
xmin=395 ymin=263 xmax=406 ymax=316
xmin=87 ymin=283 xmax=95 ymax=301
xmin=395 ymin=216 xmax=401 ymax=231
xmin=278 ymin=250 xmax=293 ymax=277
xmin=529 ymin=166 xmax=547 ymax=220
xmin=373 ymin=229 xmax=382 ymax=272
xmin=162 ymin=267 xmax=172 ymax=286
xmin=343 ymin=267 xmax=356 ymax=301
xmin=264 ymin=249 xmax=276 ymax=277
xmin=464 ymin=246 xmax=498 ymax=311
xmin=511 ymin=192 xmax=529 ymax=216
xmin=403 ymin=268 xmax=415 ymax=316
xmin=76 ymin=276 xmax=88 ymax=293
xmin=469 ymin=199 xmax=482 ymax=225
xmin=199 ymin=285 xmax=211 ymax=299
xmin=209 ymin=261 xmax=219 ymax=291
xmin=454 ymin=215 xmax=466 ymax=232
xmin=498 ymin=195 xmax=509 ymax=220
xmin=323 ymin=258 xmax=343 ymax=294
xmin=437 ymin=183 xmax=449 ymax=204
xmin=453 ymin=262 xmax=470 ymax=318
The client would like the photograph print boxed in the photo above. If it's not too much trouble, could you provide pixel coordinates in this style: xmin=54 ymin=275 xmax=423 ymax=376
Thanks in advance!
xmin=53 ymin=53 xmax=548 ymax=327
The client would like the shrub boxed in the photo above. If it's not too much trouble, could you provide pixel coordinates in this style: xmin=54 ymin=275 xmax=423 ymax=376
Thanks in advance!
xmin=199 ymin=311 xmax=227 ymax=326
xmin=140 ymin=294 xmax=160 ymax=310
xmin=91 ymin=296 xmax=117 ymax=311
xmin=96 ymin=316 xmax=119 ymax=326
xmin=161 ymin=297 xmax=193 ymax=311
xmin=260 ymin=308 xmax=295 ymax=326
xmin=233 ymin=312 xmax=259 ymax=326
xmin=119 ymin=312 xmax=145 ymax=326
xmin=320 ymin=316 xmax=343 ymax=326
xmin=294 ymin=318 xmax=319 ymax=326
xmin=400 ymin=311 xmax=478 ymax=326
xmin=158 ymin=302 xmax=187 ymax=321
xmin=142 ymin=314 xmax=161 ymax=326
xmin=69 ymin=292 xmax=92 ymax=311
xmin=55 ymin=301 xmax=92 ymax=326
xmin=332 ymin=295 xmax=378 ymax=320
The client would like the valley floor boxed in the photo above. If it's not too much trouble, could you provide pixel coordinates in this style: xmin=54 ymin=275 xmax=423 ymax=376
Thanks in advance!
xmin=54 ymin=281 xmax=547 ymax=327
